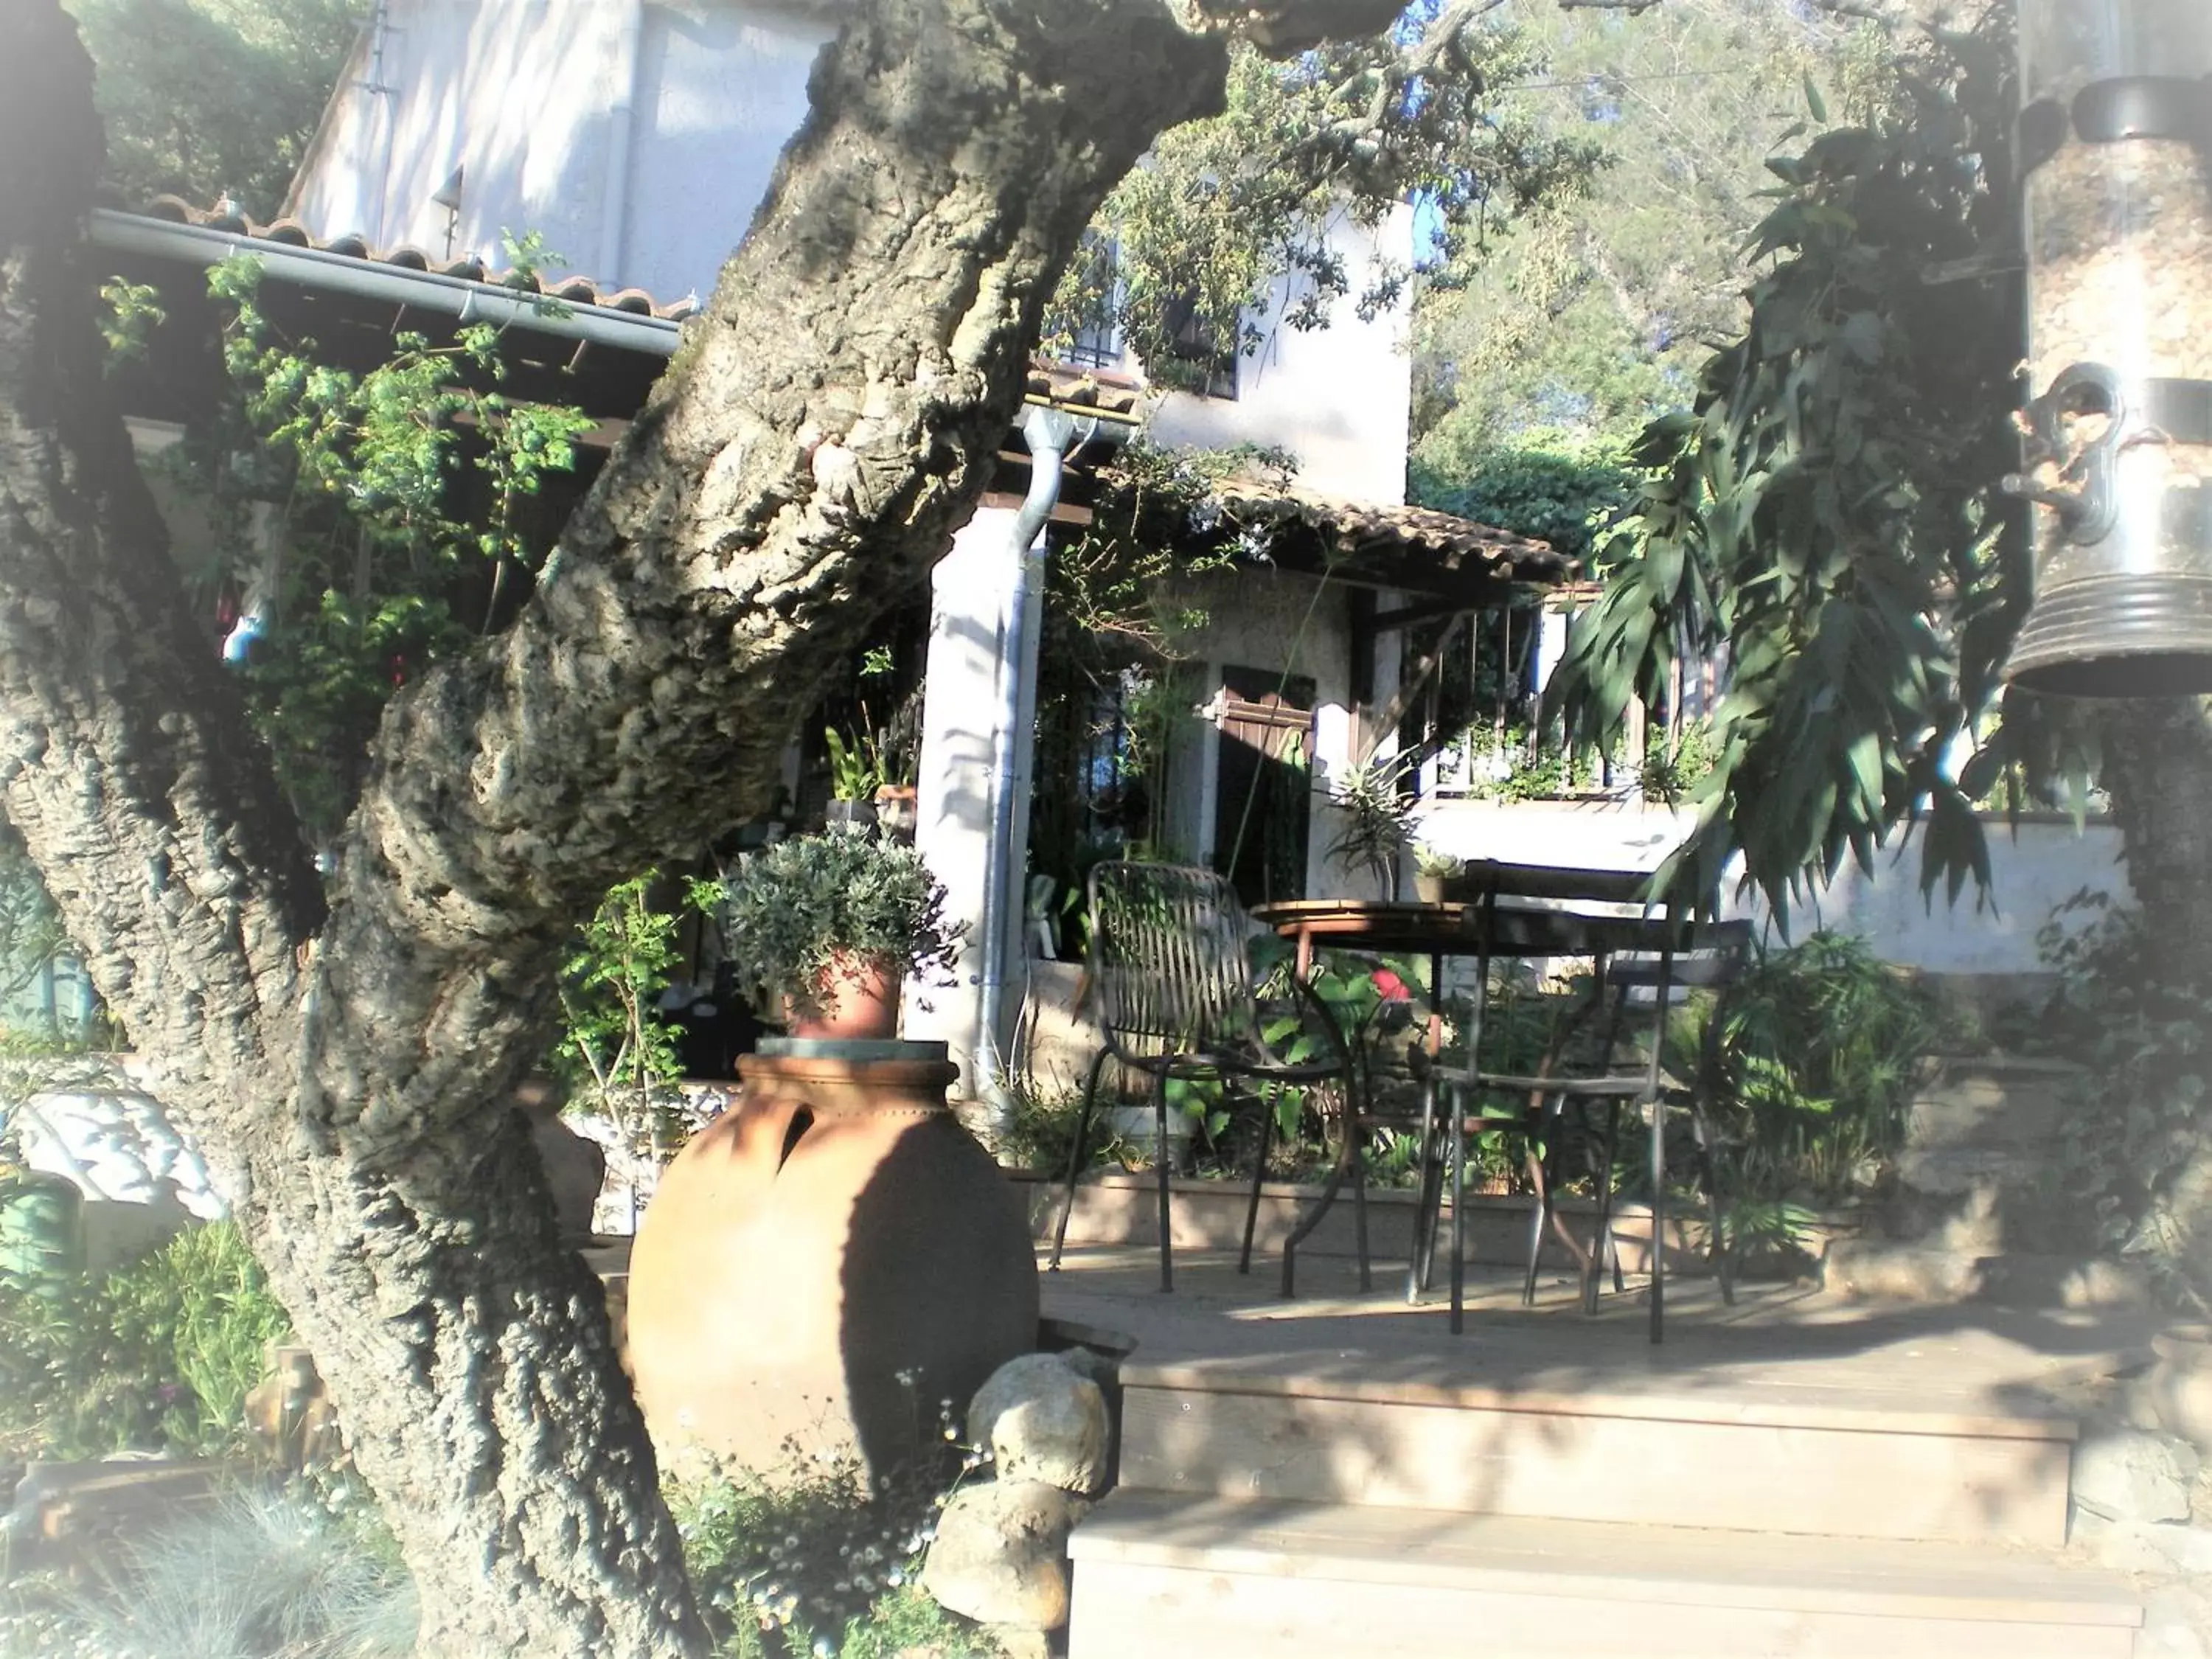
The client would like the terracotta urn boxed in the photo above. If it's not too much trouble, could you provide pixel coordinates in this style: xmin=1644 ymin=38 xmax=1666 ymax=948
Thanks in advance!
xmin=625 ymin=1038 xmax=1038 ymax=1479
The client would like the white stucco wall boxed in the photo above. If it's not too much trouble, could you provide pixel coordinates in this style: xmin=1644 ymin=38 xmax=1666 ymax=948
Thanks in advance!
xmin=1144 ymin=204 xmax=1416 ymax=506
xmin=288 ymin=0 xmax=835 ymax=296
xmin=1414 ymin=798 xmax=2132 ymax=978
xmin=289 ymin=13 xmax=1414 ymax=499
xmin=1160 ymin=567 xmax=1402 ymax=902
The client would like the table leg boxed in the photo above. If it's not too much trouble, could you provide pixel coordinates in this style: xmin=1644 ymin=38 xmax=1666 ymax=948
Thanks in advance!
xmin=1408 ymin=947 xmax=1445 ymax=1304
xmin=1644 ymin=943 xmax=1676 ymax=1343
xmin=1450 ymin=945 xmax=1490 ymax=1337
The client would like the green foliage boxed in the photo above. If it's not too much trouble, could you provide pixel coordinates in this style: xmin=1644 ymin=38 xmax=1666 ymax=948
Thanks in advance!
xmin=993 ymin=1080 xmax=1141 ymax=1176
xmin=1412 ymin=0 xmax=1885 ymax=453
xmin=1545 ymin=15 xmax=2042 ymax=915
xmin=1700 ymin=932 xmax=1947 ymax=1206
xmin=1443 ymin=724 xmax=1598 ymax=801
xmin=1408 ymin=425 xmax=1635 ymax=564
xmin=1638 ymin=717 xmax=1718 ymax=807
xmin=702 ymin=831 xmax=963 ymax=1023
xmin=0 ymin=1220 xmax=292 ymax=1462
xmin=171 ymin=256 xmax=597 ymax=844
xmin=669 ymin=1446 xmax=994 ymax=1659
xmin=824 ymin=728 xmax=885 ymax=804
xmin=556 ymin=872 xmax=692 ymax=1161
xmin=69 ymin=0 xmax=363 ymax=218
xmin=2034 ymin=894 xmax=2212 ymax=1310
xmin=0 ymin=824 xmax=71 ymax=1018
xmin=1046 ymin=15 xmax=1599 ymax=383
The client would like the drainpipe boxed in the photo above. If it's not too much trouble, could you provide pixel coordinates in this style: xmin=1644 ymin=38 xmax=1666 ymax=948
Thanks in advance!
xmin=598 ymin=1 xmax=647 ymax=287
xmin=973 ymin=403 xmax=1099 ymax=1121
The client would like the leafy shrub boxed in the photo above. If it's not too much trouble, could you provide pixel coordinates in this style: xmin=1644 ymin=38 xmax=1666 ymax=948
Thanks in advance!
xmin=701 ymin=830 xmax=964 ymax=1023
xmin=0 ymin=1220 xmax=291 ymax=1461
xmin=2033 ymin=893 xmax=2212 ymax=1310
xmin=1699 ymin=932 xmax=1947 ymax=1206
xmin=1408 ymin=426 xmax=1637 ymax=566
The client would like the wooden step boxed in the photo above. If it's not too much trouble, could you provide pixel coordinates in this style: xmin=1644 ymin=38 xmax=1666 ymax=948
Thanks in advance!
xmin=1067 ymin=1489 xmax=2141 ymax=1659
xmin=1116 ymin=1350 xmax=2076 ymax=1545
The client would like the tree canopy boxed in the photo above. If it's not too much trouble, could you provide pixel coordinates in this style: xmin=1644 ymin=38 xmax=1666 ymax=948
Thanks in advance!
xmin=68 ymin=0 xmax=362 ymax=217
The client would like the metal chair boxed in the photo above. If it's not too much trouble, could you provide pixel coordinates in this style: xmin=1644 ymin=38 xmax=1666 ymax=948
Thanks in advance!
xmin=1573 ymin=919 xmax=1755 ymax=1313
xmin=1411 ymin=860 xmax=1722 ymax=1341
xmin=1046 ymin=860 xmax=1357 ymax=1293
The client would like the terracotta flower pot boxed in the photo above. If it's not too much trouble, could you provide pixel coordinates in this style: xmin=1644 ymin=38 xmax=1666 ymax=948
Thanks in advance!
xmin=625 ymin=1038 xmax=1038 ymax=1478
xmin=2149 ymin=1324 xmax=2212 ymax=1453
xmin=785 ymin=950 xmax=900 ymax=1040
xmin=873 ymin=784 xmax=918 ymax=844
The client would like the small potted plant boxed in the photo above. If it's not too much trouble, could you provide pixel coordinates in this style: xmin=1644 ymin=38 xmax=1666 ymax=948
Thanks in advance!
xmin=700 ymin=829 xmax=964 ymax=1040
xmin=823 ymin=727 xmax=883 ymax=830
xmin=1413 ymin=844 xmax=1463 ymax=905
xmin=1324 ymin=754 xmax=1416 ymax=900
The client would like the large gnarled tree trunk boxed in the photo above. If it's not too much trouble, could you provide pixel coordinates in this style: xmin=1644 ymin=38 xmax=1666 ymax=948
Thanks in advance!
xmin=0 ymin=1 xmax=1413 ymax=1652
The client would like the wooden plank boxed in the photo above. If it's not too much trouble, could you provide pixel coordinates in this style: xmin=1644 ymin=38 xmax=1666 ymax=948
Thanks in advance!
xmin=1070 ymin=1492 xmax=2137 ymax=1622
xmin=1113 ymin=1384 xmax=2072 ymax=1545
xmin=1068 ymin=1557 xmax=2138 ymax=1659
xmin=1113 ymin=1354 xmax=2081 ymax=1442
xmin=978 ymin=489 xmax=1093 ymax=524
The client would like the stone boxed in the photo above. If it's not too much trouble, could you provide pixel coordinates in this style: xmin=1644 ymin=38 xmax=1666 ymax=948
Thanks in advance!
xmin=983 ymin=1627 xmax=1054 ymax=1659
xmin=922 ymin=1480 xmax=1091 ymax=1632
xmin=2144 ymin=1585 xmax=2212 ymax=1659
xmin=2073 ymin=1429 xmax=2201 ymax=1524
xmin=2073 ymin=1505 xmax=2212 ymax=1575
xmin=967 ymin=1353 xmax=1109 ymax=1496
xmin=1821 ymin=1239 xmax=1982 ymax=1303
xmin=529 ymin=1112 xmax=608 ymax=1246
xmin=1054 ymin=1343 xmax=1122 ymax=1392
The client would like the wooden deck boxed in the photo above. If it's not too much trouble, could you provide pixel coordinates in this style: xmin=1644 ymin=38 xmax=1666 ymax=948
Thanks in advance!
xmin=1046 ymin=1245 xmax=2152 ymax=1658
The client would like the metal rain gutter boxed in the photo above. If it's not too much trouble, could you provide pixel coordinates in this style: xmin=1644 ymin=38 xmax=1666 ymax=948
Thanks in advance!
xmin=89 ymin=209 xmax=684 ymax=359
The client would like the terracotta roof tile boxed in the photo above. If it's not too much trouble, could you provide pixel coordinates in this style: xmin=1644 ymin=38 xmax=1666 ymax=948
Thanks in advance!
xmin=1210 ymin=473 xmax=1569 ymax=585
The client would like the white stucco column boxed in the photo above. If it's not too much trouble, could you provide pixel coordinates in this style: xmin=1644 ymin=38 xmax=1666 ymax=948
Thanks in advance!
xmin=1535 ymin=605 xmax=1573 ymax=703
xmin=905 ymin=506 xmax=1030 ymax=1099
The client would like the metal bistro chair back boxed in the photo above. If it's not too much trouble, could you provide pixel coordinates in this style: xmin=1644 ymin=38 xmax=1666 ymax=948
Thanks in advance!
xmin=1089 ymin=860 xmax=1259 ymax=1065
xmin=1048 ymin=860 xmax=1353 ymax=1293
xmin=1426 ymin=860 xmax=1696 ymax=1340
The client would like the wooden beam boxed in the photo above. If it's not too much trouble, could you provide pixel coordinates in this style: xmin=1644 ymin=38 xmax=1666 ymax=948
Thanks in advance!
xmin=1357 ymin=611 xmax=1470 ymax=768
xmin=979 ymin=490 xmax=1094 ymax=526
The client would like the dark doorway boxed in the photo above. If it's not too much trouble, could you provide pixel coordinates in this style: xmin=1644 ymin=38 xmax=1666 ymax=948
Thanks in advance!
xmin=1212 ymin=664 xmax=1314 ymax=909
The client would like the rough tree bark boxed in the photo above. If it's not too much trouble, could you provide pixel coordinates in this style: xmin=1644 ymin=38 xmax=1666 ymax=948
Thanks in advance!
xmin=0 ymin=0 xmax=1401 ymax=1652
xmin=2096 ymin=701 xmax=2212 ymax=993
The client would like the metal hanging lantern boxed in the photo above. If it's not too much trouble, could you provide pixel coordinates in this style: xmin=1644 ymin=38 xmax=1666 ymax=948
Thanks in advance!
xmin=2004 ymin=0 xmax=2212 ymax=697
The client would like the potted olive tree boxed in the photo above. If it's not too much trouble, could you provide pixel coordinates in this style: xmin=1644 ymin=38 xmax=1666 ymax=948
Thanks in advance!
xmin=700 ymin=828 xmax=963 ymax=1040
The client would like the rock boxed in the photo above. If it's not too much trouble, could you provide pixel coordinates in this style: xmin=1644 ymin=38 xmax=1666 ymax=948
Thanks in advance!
xmin=2144 ymin=1585 xmax=2212 ymax=1659
xmin=530 ymin=1113 xmax=608 ymax=1246
xmin=922 ymin=1480 xmax=1091 ymax=1632
xmin=967 ymin=1354 xmax=1109 ymax=1496
xmin=2073 ymin=1505 xmax=2212 ymax=1575
xmin=984 ymin=1627 xmax=1054 ymax=1659
xmin=1054 ymin=1344 xmax=1122 ymax=1392
xmin=1822 ymin=1239 xmax=1983 ymax=1303
xmin=2074 ymin=1430 xmax=2201 ymax=1524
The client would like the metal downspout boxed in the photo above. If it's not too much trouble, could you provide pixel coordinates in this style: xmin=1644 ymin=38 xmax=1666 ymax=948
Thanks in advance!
xmin=973 ymin=403 xmax=1096 ymax=1120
